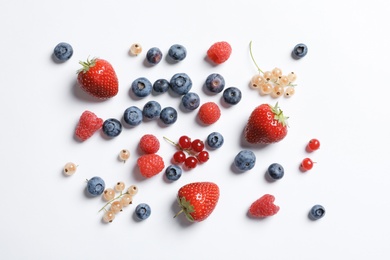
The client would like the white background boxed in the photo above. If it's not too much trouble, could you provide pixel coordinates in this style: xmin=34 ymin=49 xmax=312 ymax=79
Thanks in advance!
xmin=1 ymin=0 xmax=389 ymax=259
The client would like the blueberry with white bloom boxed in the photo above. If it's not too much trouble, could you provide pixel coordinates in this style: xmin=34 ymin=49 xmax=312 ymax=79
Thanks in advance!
xmin=87 ymin=177 xmax=105 ymax=196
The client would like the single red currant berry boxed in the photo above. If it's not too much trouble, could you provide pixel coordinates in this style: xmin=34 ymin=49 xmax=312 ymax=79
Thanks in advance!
xmin=197 ymin=151 xmax=209 ymax=163
xmin=178 ymin=135 xmax=191 ymax=149
xmin=191 ymin=139 xmax=205 ymax=153
xmin=184 ymin=156 xmax=198 ymax=169
xmin=301 ymin=158 xmax=314 ymax=171
xmin=173 ymin=151 xmax=186 ymax=164
xmin=307 ymin=138 xmax=320 ymax=151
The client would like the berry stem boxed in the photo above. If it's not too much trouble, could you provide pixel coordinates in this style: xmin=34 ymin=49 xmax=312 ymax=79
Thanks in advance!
xmin=249 ymin=41 xmax=264 ymax=74
xmin=98 ymin=192 xmax=130 ymax=213
xmin=173 ymin=209 xmax=184 ymax=218
xmin=163 ymin=136 xmax=198 ymax=156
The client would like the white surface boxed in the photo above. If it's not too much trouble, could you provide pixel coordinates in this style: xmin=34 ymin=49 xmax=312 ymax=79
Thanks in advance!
xmin=1 ymin=0 xmax=389 ymax=259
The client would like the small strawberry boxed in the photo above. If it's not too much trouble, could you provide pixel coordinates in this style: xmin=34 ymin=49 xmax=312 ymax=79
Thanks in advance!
xmin=77 ymin=57 xmax=119 ymax=99
xmin=207 ymin=41 xmax=232 ymax=64
xmin=244 ymin=102 xmax=288 ymax=144
xmin=175 ymin=182 xmax=219 ymax=222
xmin=75 ymin=110 xmax=103 ymax=141
xmin=249 ymin=194 xmax=280 ymax=218
xmin=137 ymin=154 xmax=165 ymax=178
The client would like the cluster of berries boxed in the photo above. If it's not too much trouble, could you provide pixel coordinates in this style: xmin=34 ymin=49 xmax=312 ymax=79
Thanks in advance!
xmin=100 ymin=182 xmax=139 ymax=223
xmin=249 ymin=41 xmax=297 ymax=98
xmin=129 ymin=43 xmax=187 ymax=64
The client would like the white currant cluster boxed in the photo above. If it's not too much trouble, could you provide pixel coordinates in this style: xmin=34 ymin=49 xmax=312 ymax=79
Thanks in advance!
xmin=249 ymin=41 xmax=297 ymax=98
xmin=100 ymin=182 xmax=138 ymax=223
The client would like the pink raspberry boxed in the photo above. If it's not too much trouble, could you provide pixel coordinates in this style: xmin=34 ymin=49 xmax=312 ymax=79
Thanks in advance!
xmin=139 ymin=134 xmax=160 ymax=154
xmin=198 ymin=102 xmax=221 ymax=125
xmin=75 ymin=110 xmax=103 ymax=141
xmin=137 ymin=154 xmax=165 ymax=178
xmin=207 ymin=41 xmax=232 ymax=64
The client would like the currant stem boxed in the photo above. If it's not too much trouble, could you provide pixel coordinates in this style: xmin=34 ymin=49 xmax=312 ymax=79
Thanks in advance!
xmin=163 ymin=136 xmax=180 ymax=149
xmin=163 ymin=136 xmax=198 ymax=156
xmin=98 ymin=192 xmax=129 ymax=213
xmin=249 ymin=41 xmax=264 ymax=74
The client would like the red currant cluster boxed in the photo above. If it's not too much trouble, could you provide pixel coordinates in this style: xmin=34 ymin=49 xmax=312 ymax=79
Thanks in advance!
xmin=300 ymin=138 xmax=320 ymax=171
xmin=164 ymin=135 xmax=209 ymax=169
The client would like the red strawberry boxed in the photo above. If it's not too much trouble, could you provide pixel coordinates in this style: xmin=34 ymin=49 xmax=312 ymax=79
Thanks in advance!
xmin=175 ymin=182 xmax=219 ymax=222
xmin=207 ymin=41 xmax=232 ymax=64
xmin=77 ymin=58 xmax=118 ymax=99
xmin=198 ymin=102 xmax=221 ymax=125
xmin=249 ymin=194 xmax=280 ymax=217
xmin=244 ymin=102 xmax=288 ymax=144
xmin=137 ymin=154 xmax=165 ymax=178
xmin=75 ymin=110 xmax=103 ymax=141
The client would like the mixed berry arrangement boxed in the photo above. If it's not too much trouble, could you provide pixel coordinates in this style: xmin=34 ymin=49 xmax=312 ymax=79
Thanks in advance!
xmin=59 ymin=40 xmax=325 ymax=224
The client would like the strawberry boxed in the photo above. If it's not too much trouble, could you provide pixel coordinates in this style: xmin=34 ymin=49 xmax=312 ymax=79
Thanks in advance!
xmin=75 ymin=110 xmax=103 ymax=141
xmin=175 ymin=182 xmax=219 ymax=222
xmin=77 ymin=57 xmax=118 ymax=99
xmin=244 ymin=102 xmax=288 ymax=144
xmin=249 ymin=194 xmax=280 ymax=217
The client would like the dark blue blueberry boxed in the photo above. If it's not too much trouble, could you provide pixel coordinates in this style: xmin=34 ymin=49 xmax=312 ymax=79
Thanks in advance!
xmin=205 ymin=73 xmax=225 ymax=93
xmin=267 ymin=163 xmax=284 ymax=180
xmin=153 ymin=79 xmax=170 ymax=94
xmin=292 ymin=43 xmax=308 ymax=59
xmin=181 ymin=92 xmax=200 ymax=110
xmin=223 ymin=87 xmax=242 ymax=105
xmin=160 ymin=107 xmax=178 ymax=125
xmin=135 ymin=203 xmax=151 ymax=220
xmin=170 ymin=73 xmax=192 ymax=95
xmin=87 ymin=176 xmax=105 ymax=196
xmin=123 ymin=106 xmax=143 ymax=126
xmin=165 ymin=165 xmax=182 ymax=181
xmin=142 ymin=101 xmax=161 ymax=119
xmin=53 ymin=42 xmax=73 ymax=61
xmin=309 ymin=205 xmax=325 ymax=220
xmin=234 ymin=150 xmax=256 ymax=171
xmin=131 ymin=77 xmax=152 ymax=98
xmin=102 ymin=118 xmax=122 ymax=137
xmin=146 ymin=47 xmax=163 ymax=65
xmin=168 ymin=44 xmax=187 ymax=61
xmin=207 ymin=132 xmax=224 ymax=149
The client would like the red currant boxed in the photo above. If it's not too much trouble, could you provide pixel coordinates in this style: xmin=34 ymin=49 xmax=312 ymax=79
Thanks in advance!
xmin=301 ymin=158 xmax=314 ymax=171
xmin=178 ymin=135 xmax=191 ymax=149
xmin=191 ymin=139 xmax=204 ymax=153
xmin=197 ymin=151 xmax=209 ymax=163
xmin=307 ymin=138 xmax=320 ymax=151
xmin=184 ymin=156 xmax=198 ymax=169
xmin=173 ymin=151 xmax=186 ymax=164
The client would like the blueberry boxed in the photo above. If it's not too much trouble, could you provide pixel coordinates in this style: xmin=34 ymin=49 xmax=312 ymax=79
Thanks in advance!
xmin=146 ymin=47 xmax=163 ymax=65
xmin=207 ymin=132 xmax=224 ymax=149
xmin=53 ymin=42 xmax=73 ymax=61
xmin=267 ymin=163 xmax=284 ymax=180
xmin=165 ymin=165 xmax=182 ymax=181
xmin=292 ymin=43 xmax=308 ymax=59
xmin=170 ymin=73 xmax=192 ymax=95
xmin=160 ymin=107 xmax=178 ymax=125
xmin=131 ymin=77 xmax=152 ymax=98
xmin=135 ymin=203 xmax=151 ymax=220
xmin=123 ymin=106 xmax=143 ymax=126
xmin=168 ymin=44 xmax=187 ymax=61
xmin=223 ymin=87 xmax=242 ymax=105
xmin=234 ymin=150 xmax=256 ymax=171
xmin=87 ymin=177 xmax=105 ymax=196
xmin=142 ymin=101 xmax=161 ymax=119
xmin=153 ymin=79 xmax=171 ymax=94
xmin=205 ymin=73 xmax=225 ymax=93
xmin=309 ymin=205 xmax=325 ymax=220
xmin=102 ymin=118 xmax=122 ymax=137
xmin=181 ymin=92 xmax=200 ymax=110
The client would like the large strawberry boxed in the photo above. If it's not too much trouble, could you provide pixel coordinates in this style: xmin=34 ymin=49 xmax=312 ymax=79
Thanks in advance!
xmin=175 ymin=182 xmax=219 ymax=222
xmin=77 ymin=57 xmax=119 ymax=99
xmin=244 ymin=102 xmax=288 ymax=144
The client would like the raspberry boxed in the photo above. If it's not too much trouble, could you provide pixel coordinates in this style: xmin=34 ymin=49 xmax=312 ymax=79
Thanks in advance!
xmin=198 ymin=102 xmax=221 ymax=125
xmin=207 ymin=41 xmax=232 ymax=64
xmin=139 ymin=134 xmax=160 ymax=154
xmin=249 ymin=194 xmax=280 ymax=218
xmin=137 ymin=154 xmax=165 ymax=178
xmin=75 ymin=110 xmax=103 ymax=141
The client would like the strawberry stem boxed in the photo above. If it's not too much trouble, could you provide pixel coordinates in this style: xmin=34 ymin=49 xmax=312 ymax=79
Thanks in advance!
xmin=77 ymin=57 xmax=97 ymax=74
xmin=249 ymin=41 xmax=264 ymax=74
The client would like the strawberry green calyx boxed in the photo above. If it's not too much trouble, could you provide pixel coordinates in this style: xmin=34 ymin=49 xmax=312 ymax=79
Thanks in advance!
xmin=77 ymin=57 xmax=97 ymax=74
xmin=174 ymin=197 xmax=195 ymax=222
xmin=270 ymin=102 xmax=289 ymax=127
